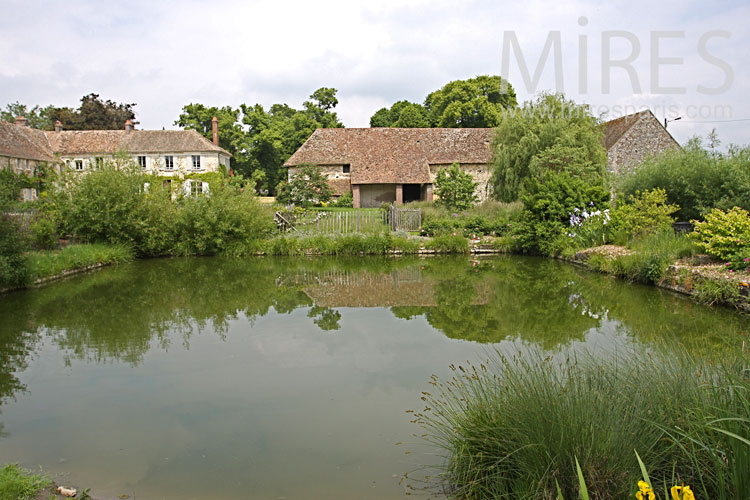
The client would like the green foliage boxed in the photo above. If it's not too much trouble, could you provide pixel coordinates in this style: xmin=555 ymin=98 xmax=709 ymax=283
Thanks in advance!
xmin=41 ymin=93 xmax=137 ymax=130
xmin=693 ymin=277 xmax=742 ymax=306
xmin=370 ymin=76 xmax=517 ymax=128
xmin=690 ymin=207 xmax=750 ymax=268
xmin=25 ymin=243 xmax=134 ymax=282
xmin=600 ymin=231 xmax=696 ymax=284
xmin=0 ymin=102 xmax=54 ymax=129
xmin=435 ymin=162 xmax=478 ymax=211
xmin=276 ymin=164 xmax=333 ymax=208
xmin=174 ymin=103 xmax=245 ymax=165
xmin=415 ymin=346 xmax=750 ymax=500
xmin=424 ymin=75 xmax=517 ymax=127
xmin=369 ymin=100 xmax=429 ymax=128
xmin=415 ymin=200 xmax=522 ymax=238
xmin=46 ymin=156 xmax=274 ymax=257
xmin=425 ymin=234 xmax=470 ymax=253
xmin=515 ymin=172 xmax=610 ymax=255
xmin=173 ymin=186 xmax=275 ymax=256
xmin=609 ymin=189 xmax=680 ymax=243
xmin=29 ymin=214 xmax=58 ymax=250
xmin=619 ymin=137 xmax=750 ymax=221
xmin=0 ymin=215 xmax=29 ymax=289
xmin=491 ymin=93 xmax=607 ymax=202
xmin=331 ymin=192 xmax=353 ymax=207
xmin=0 ymin=464 xmax=50 ymax=500
xmin=177 ymin=88 xmax=343 ymax=193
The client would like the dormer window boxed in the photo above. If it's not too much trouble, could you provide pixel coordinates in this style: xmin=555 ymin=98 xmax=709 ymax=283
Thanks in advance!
xmin=342 ymin=164 xmax=350 ymax=174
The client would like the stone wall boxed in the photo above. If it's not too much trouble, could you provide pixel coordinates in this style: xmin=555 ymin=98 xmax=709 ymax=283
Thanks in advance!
xmin=287 ymin=164 xmax=351 ymax=181
xmin=607 ymin=116 xmax=680 ymax=174
xmin=428 ymin=162 xmax=493 ymax=201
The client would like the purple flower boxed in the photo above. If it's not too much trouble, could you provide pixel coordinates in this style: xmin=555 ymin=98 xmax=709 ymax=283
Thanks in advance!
xmin=726 ymin=262 xmax=731 ymax=266
xmin=745 ymin=257 xmax=749 ymax=262
xmin=589 ymin=201 xmax=594 ymax=206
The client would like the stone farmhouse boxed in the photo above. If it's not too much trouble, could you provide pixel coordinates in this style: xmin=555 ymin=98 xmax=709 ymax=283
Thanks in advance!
xmin=284 ymin=109 xmax=679 ymax=208
xmin=0 ymin=116 xmax=231 ymax=200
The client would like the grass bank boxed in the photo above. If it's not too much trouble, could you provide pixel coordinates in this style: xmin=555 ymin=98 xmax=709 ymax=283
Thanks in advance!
xmin=413 ymin=346 xmax=750 ymax=500
xmin=26 ymin=243 xmax=134 ymax=283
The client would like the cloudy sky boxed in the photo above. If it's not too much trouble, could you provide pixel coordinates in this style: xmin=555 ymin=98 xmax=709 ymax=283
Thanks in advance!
xmin=1 ymin=0 xmax=748 ymax=147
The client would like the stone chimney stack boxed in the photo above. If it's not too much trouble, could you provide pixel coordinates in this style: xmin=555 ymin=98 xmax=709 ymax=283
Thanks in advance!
xmin=212 ymin=116 xmax=219 ymax=146
xmin=54 ymin=121 xmax=63 ymax=132
xmin=125 ymin=119 xmax=134 ymax=133
xmin=15 ymin=116 xmax=27 ymax=127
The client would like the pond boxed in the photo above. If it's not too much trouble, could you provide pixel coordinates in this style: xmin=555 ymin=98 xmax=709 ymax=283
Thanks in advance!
xmin=0 ymin=256 xmax=747 ymax=499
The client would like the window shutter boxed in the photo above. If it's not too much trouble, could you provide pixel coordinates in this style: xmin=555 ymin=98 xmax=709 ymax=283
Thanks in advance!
xmin=202 ymin=182 xmax=209 ymax=195
xmin=183 ymin=180 xmax=191 ymax=196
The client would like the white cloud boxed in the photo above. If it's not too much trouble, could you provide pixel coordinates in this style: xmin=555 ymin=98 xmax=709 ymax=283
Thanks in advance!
xmin=0 ymin=0 xmax=747 ymax=145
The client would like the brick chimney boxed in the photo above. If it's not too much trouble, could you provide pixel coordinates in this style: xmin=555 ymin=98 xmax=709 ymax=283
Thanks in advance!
xmin=54 ymin=121 xmax=63 ymax=132
xmin=212 ymin=116 xmax=219 ymax=146
xmin=125 ymin=119 xmax=134 ymax=133
xmin=15 ymin=116 xmax=27 ymax=127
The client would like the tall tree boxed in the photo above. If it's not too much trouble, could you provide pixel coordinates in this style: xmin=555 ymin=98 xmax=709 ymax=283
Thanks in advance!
xmin=45 ymin=94 xmax=137 ymax=130
xmin=0 ymin=102 xmax=54 ymax=129
xmin=490 ymin=92 xmax=606 ymax=202
xmin=174 ymin=104 xmax=246 ymax=171
xmin=424 ymin=75 xmax=517 ymax=127
xmin=369 ymin=100 xmax=429 ymax=128
xmin=176 ymin=88 xmax=344 ymax=194
xmin=370 ymin=76 xmax=517 ymax=129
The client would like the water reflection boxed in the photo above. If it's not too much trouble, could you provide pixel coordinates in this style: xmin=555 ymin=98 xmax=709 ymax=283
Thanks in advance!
xmin=0 ymin=255 xmax=747 ymax=402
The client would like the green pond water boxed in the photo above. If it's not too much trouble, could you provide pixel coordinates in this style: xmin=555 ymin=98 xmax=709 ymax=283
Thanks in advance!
xmin=0 ymin=255 xmax=747 ymax=499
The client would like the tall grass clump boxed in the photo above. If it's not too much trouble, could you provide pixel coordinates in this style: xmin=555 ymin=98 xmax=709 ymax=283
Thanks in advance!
xmin=0 ymin=464 xmax=49 ymax=500
xmin=414 ymin=346 xmax=750 ymax=500
xmin=604 ymin=231 xmax=696 ymax=283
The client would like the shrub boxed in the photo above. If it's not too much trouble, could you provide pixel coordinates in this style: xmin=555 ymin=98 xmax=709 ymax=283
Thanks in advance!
xmin=689 ymin=207 xmax=750 ymax=270
xmin=276 ymin=163 xmax=333 ymax=208
xmin=567 ymin=203 xmax=611 ymax=249
xmin=29 ymin=214 xmax=58 ymax=250
xmin=332 ymin=192 xmax=353 ymax=207
xmin=173 ymin=185 xmax=275 ymax=256
xmin=515 ymin=172 xmax=610 ymax=255
xmin=435 ymin=162 xmax=478 ymax=211
xmin=0 ymin=215 xmax=29 ymax=289
xmin=619 ymin=139 xmax=750 ymax=221
xmin=609 ymin=188 xmax=680 ymax=242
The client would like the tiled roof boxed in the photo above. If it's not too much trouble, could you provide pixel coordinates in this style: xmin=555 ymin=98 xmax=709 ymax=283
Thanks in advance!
xmin=601 ymin=110 xmax=653 ymax=150
xmin=45 ymin=129 xmax=229 ymax=155
xmin=0 ymin=121 xmax=55 ymax=161
xmin=285 ymin=128 xmax=494 ymax=184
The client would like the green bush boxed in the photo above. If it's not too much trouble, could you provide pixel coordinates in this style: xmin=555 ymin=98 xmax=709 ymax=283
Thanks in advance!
xmin=619 ymin=140 xmax=750 ymax=221
xmin=609 ymin=188 xmax=680 ymax=242
xmin=174 ymin=185 xmax=275 ymax=256
xmin=689 ymin=207 xmax=750 ymax=270
xmin=515 ymin=172 xmax=610 ymax=255
xmin=435 ymin=162 xmax=478 ymax=211
xmin=0 ymin=215 xmax=29 ymax=289
xmin=29 ymin=214 xmax=58 ymax=250
xmin=415 ymin=346 xmax=750 ymax=500
xmin=332 ymin=192 xmax=353 ymax=207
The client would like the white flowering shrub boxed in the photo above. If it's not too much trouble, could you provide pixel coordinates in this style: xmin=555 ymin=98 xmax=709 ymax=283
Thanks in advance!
xmin=567 ymin=202 xmax=611 ymax=248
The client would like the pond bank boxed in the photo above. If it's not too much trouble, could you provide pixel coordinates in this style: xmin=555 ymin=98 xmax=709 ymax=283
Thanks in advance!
xmin=562 ymin=245 xmax=750 ymax=312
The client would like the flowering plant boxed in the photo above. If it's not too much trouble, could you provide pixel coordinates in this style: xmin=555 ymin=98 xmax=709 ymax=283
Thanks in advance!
xmin=567 ymin=203 xmax=611 ymax=248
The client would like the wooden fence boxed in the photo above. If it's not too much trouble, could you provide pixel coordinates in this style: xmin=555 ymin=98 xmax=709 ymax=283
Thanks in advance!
xmin=274 ymin=206 xmax=421 ymax=234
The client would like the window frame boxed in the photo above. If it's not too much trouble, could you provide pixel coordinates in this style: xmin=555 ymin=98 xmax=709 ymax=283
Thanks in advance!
xmin=342 ymin=164 xmax=351 ymax=174
xmin=164 ymin=155 xmax=174 ymax=170
xmin=190 ymin=180 xmax=203 ymax=196
xmin=74 ymin=159 xmax=84 ymax=171
xmin=138 ymin=156 xmax=147 ymax=169
xmin=191 ymin=155 xmax=201 ymax=170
